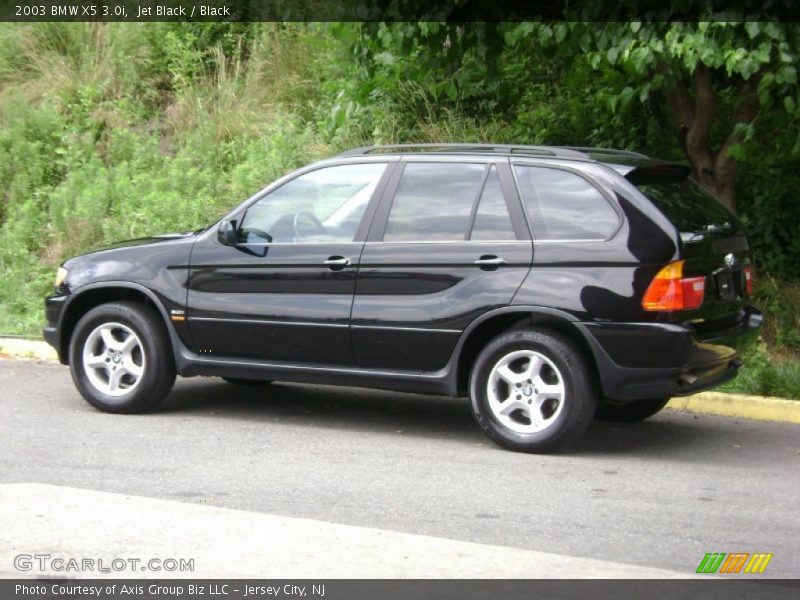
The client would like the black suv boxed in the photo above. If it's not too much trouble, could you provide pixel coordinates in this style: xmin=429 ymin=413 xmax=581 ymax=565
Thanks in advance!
xmin=43 ymin=144 xmax=762 ymax=453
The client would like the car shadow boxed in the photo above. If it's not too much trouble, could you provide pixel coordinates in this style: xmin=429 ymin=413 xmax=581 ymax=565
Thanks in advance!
xmin=154 ymin=377 xmax=785 ymax=460
xmin=156 ymin=377 xmax=484 ymax=444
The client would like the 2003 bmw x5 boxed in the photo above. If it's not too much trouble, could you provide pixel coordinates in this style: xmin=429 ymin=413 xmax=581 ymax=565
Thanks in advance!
xmin=44 ymin=144 xmax=762 ymax=453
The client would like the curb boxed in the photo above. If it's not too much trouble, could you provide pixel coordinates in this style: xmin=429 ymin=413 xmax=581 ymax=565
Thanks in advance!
xmin=2 ymin=337 xmax=798 ymax=424
xmin=0 ymin=337 xmax=58 ymax=361
xmin=667 ymin=392 xmax=800 ymax=425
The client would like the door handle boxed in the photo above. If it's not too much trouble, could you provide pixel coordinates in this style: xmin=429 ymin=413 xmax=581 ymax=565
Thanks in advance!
xmin=474 ymin=256 xmax=508 ymax=268
xmin=324 ymin=256 xmax=351 ymax=269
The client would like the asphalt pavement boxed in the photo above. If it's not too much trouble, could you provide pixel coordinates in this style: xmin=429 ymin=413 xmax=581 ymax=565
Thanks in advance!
xmin=1 ymin=359 xmax=798 ymax=577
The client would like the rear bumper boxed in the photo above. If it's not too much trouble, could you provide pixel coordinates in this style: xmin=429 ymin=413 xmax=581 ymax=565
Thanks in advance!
xmin=579 ymin=307 xmax=763 ymax=401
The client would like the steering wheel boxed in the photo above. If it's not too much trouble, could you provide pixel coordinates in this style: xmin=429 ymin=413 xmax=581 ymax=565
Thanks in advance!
xmin=292 ymin=211 xmax=326 ymax=239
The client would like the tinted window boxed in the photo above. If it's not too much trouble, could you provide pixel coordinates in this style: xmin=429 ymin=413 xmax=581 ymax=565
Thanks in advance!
xmin=636 ymin=179 xmax=738 ymax=238
xmin=514 ymin=166 xmax=619 ymax=240
xmin=470 ymin=167 xmax=516 ymax=241
xmin=239 ymin=163 xmax=386 ymax=244
xmin=383 ymin=163 xmax=485 ymax=241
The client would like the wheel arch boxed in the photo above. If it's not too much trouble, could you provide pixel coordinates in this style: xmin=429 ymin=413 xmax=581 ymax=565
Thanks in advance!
xmin=451 ymin=306 xmax=601 ymax=396
xmin=58 ymin=282 xmax=175 ymax=365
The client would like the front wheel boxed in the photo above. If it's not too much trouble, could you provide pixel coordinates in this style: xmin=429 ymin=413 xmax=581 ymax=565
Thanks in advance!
xmin=596 ymin=398 xmax=670 ymax=423
xmin=69 ymin=301 xmax=176 ymax=413
xmin=469 ymin=328 xmax=597 ymax=453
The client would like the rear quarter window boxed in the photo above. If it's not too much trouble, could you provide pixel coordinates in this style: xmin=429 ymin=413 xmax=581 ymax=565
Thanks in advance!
xmin=634 ymin=179 xmax=739 ymax=237
xmin=514 ymin=166 xmax=620 ymax=240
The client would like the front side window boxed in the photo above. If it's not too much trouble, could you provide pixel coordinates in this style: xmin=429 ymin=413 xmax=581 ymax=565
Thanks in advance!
xmin=514 ymin=166 xmax=620 ymax=240
xmin=383 ymin=163 xmax=486 ymax=241
xmin=239 ymin=163 xmax=387 ymax=244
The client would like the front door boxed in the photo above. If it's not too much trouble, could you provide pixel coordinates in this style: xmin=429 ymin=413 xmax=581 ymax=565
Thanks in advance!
xmin=187 ymin=162 xmax=390 ymax=365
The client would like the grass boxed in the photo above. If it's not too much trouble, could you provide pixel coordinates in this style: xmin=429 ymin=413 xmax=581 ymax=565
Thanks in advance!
xmin=721 ymin=353 xmax=800 ymax=399
xmin=0 ymin=23 xmax=338 ymax=336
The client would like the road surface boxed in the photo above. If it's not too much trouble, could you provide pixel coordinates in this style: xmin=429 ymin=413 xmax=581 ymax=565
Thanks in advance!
xmin=1 ymin=359 xmax=798 ymax=577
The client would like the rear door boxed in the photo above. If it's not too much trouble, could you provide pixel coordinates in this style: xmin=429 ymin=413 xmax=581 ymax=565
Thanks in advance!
xmin=351 ymin=158 xmax=533 ymax=371
xmin=628 ymin=166 xmax=752 ymax=330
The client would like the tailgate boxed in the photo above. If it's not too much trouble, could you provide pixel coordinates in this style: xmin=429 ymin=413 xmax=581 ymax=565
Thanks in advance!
xmin=627 ymin=166 xmax=752 ymax=331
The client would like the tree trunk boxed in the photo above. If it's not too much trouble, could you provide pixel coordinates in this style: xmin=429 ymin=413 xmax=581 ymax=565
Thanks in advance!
xmin=661 ymin=65 xmax=761 ymax=214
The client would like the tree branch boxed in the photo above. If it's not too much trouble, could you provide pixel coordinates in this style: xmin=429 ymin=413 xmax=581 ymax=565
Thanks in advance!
xmin=661 ymin=69 xmax=695 ymax=159
xmin=707 ymin=79 xmax=760 ymax=212
xmin=685 ymin=64 xmax=716 ymax=177
xmin=715 ymin=79 xmax=760 ymax=179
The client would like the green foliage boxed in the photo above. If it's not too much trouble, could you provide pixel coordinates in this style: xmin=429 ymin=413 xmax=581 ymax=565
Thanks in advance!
xmin=0 ymin=23 xmax=333 ymax=336
xmin=732 ymin=122 xmax=800 ymax=280
xmin=721 ymin=344 xmax=800 ymax=399
xmin=750 ymin=277 xmax=800 ymax=353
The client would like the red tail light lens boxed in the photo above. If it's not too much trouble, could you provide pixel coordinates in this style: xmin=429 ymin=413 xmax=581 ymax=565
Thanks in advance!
xmin=743 ymin=265 xmax=753 ymax=295
xmin=642 ymin=260 xmax=706 ymax=311
xmin=682 ymin=276 xmax=706 ymax=310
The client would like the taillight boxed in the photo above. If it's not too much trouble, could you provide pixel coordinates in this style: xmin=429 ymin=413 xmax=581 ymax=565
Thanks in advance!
xmin=743 ymin=265 xmax=754 ymax=295
xmin=642 ymin=260 xmax=706 ymax=311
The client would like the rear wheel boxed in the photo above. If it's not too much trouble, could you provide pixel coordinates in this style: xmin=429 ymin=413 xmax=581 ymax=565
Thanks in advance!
xmin=222 ymin=377 xmax=273 ymax=387
xmin=469 ymin=328 xmax=597 ymax=453
xmin=69 ymin=301 xmax=175 ymax=413
xmin=596 ymin=398 xmax=670 ymax=423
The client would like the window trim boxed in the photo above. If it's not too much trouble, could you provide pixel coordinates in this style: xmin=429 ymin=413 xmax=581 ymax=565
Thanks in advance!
xmin=467 ymin=165 xmax=518 ymax=242
xmin=510 ymin=162 xmax=624 ymax=243
xmin=464 ymin=165 xmax=492 ymax=241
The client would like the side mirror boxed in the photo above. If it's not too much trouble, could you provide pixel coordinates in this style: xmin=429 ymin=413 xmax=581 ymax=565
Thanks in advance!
xmin=217 ymin=220 xmax=237 ymax=246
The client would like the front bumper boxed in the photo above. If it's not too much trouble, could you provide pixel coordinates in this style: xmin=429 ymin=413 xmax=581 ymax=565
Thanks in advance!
xmin=579 ymin=307 xmax=763 ymax=401
xmin=43 ymin=293 xmax=68 ymax=364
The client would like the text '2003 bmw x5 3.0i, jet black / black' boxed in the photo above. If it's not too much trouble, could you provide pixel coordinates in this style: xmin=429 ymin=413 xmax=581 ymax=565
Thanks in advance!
xmin=43 ymin=144 xmax=762 ymax=453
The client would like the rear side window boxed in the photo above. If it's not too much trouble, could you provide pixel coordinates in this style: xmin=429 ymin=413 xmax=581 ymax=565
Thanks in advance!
xmin=635 ymin=179 xmax=737 ymax=237
xmin=514 ymin=166 xmax=619 ymax=240
xmin=383 ymin=163 xmax=485 ymax=241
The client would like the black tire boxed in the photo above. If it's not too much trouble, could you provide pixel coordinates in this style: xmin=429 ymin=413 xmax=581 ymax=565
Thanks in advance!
xmin=68 ymin=301 xmax=176 ymax=414
xmin=469 ymin=328 xmax=598 ymax=453
xmin=222 ymin=377 xmax=273 ymax=387
xmin=596 ymin=398 xmax=670 ymax=423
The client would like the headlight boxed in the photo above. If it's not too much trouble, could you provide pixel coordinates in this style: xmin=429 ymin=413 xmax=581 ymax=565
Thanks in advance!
xmin=54 ymin=267 xmax=68 ymax=288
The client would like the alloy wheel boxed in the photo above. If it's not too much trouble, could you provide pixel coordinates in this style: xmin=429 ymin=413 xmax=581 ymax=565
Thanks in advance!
xmin=82 ymin=322 xmax=146 ymax=397
xmin=486 ymin=349 xmax=566 ymax=434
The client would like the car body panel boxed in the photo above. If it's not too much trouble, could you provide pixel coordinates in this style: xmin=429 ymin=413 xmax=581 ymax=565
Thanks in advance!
xmin=186 ymin=240 xmax=363 ymax=364
xmin=42 ymin=146 xmax=762 ymax=406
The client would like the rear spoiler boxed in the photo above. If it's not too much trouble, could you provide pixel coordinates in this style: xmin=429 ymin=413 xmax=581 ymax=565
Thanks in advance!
xmin=624 ymin=163 xmax=692 ymax=185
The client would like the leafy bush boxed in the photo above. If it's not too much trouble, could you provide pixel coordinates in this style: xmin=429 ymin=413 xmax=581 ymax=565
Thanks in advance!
xmin=722 ymin=343 xmax=800 ymax=399
xmin=751 ymin=276 xmax=800 ymax=353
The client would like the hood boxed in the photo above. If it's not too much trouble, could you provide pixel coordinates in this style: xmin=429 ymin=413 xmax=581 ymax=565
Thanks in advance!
xmin=60 ymin=231 xmax=198 ymax=292
xmin=83 ymin=231 xmax=199 ymax=254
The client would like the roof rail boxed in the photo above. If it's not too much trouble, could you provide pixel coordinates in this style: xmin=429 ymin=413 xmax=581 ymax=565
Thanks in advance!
xmin=557 ymin=146 xmax=649 ymax=159
xmin=337 ymin=143 xmax=589 ymax=159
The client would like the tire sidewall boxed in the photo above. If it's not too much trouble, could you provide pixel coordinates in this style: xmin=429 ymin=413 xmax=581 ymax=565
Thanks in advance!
xmin=69 ymin=303 xmax=169 ymax=413
xmin=470 ymin=330 xmax=595 ymax=452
